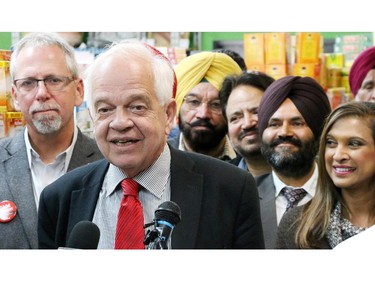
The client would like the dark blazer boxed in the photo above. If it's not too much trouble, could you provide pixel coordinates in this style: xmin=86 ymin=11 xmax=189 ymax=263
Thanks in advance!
xmin=0 ymin=128 xmax=103 ymax=249
xmin=276 ymin=205 xmax=330 ymax=249
xmin=228 ymin=159 xmax=277 ymax=248
xmin=38 ymin=146 xmax=265 ymax=249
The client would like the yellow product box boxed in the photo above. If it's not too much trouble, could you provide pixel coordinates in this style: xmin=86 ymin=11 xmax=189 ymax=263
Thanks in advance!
xmin=325 ymin=53 xmax=345 ymax=68
xmin=0 ymin=106 xmax=7 ymax=138
xmin=340 ymin=68 xmax=350 ymax=93
xmin=265 ymin=64 xmax=287 ymax=80
xmin=292 ymin=63 xmax=321 ymax=82
xmin=296 ymin=32 xmax=321 ymax=64
xmin=246 ymin=64 xmax=265 ymax=73
xmin=0 ymin=60 xmax=12 ymax=109
xmin=265 ymin=33 xmax=286 ymax=65
xmin=6 ymin=112 xmax=25 ymax=137
xmin=327 ymin=67 xmax=342 ymax=88
xmin=319 ymin=54 xmax=328 ymax=90
xmin=244 ymin=33 xmax=265 ymax=67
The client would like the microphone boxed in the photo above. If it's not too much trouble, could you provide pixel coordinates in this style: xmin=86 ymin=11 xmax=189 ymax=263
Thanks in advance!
xmin=63 ymin=220 xmax=100 ymax=249
xmin=144 ymin=201 xmax=181 ymax=249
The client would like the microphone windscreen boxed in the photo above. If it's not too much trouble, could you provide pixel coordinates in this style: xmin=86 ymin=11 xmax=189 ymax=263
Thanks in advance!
xmin=154 ymin=201 xmax=181 ymax=226
xmin=67 ymin=221 xmax=100 ymax=249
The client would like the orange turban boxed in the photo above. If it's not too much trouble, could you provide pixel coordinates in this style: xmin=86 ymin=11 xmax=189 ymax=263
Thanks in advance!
xmin=174 ymin=52 xmax=242 ymax=114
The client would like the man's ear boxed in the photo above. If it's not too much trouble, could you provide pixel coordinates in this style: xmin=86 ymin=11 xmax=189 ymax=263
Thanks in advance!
xmin=74 ymin=78 xmax=85 ymax=106
xmin=11 ymin=86 xmax=21 ymax=111
xmin=165 ymin=99 xmax=177 ymax=135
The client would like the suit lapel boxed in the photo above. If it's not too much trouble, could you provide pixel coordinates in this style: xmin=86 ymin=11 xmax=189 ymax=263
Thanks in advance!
xmin=68 ymin=129 xmax=100 ymax=171
xmin=257 ymin=174 xmax=278 ymax=248
xmin=169 ymin=148 xmax=203 ymax=249
xmin=2 ymin=131 xmax=38 ymax=248
xmin=67 ymin=160 xmax=108 ymax=234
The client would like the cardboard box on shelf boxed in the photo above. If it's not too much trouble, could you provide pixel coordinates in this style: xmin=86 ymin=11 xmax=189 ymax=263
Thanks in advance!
xmin=265 ymin=64 xmax=287 ymax=80
xmin=265 ymin=33 xmax=287 ymax=65
xmin=0 ymin=61 xmax=11 ymax=108
xmin=246 ymin=64 xmax=265 ymax=73
xmin=147 ymin=32 xmax=190 ymax=49
xmin=0 ymin=50 xmax=11 ymax=61
xmin=341 ymin=68 xmax=350 ymax=93
xmin=157 ymin=47 xmax=187 ymax=65
xmin=292 ymin=63 xmax=321 ymax=82
xmin=6 ymin=112 xmax=25 ymax=137
xmin=244 ymin=33 xmax=265 ymax=67
xmin=326 ymin=87 xmax=352 ymax=109
xmin=0 ymin=60 xmax=14 ymax=111
xmin=325 ymin=53 xmax=345 ymax=68
xmin=327 ymin=67 xmax=342 ymax=88
xmin=296 ymin=32 xmax=321 ymax=64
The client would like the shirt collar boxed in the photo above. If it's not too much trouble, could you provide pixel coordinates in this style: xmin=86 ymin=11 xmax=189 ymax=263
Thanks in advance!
xmin=105 ymin=143 xmax=171 ymax=199
xmin=25 ymin=125 xmax=79 ymax=172
xmin=273 ymin=162 xmax=318 ymax=197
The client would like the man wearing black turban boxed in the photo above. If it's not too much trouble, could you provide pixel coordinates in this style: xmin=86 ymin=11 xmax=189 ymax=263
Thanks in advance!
xmin=256 ymin=76 xmax=331 ymax=249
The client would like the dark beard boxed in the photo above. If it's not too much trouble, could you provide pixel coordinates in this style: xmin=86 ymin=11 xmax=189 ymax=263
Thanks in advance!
xmin=261 ymin=136 xmax=318 ymax=178
xmin=178 ymin=116 xmax=228 ymax=152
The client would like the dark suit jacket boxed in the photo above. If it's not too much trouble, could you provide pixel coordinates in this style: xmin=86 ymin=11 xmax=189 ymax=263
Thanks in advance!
xmin=38 ymin=146 xmax=265 ymax=249
xmin=0 ymin=128 xmax=103 ymax=249
xmin=276 ymin=205 xmax=330 ymax=249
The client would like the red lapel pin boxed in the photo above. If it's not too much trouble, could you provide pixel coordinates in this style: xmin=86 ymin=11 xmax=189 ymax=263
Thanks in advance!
xmin=0 ymin=200 xmax=17 ymax=223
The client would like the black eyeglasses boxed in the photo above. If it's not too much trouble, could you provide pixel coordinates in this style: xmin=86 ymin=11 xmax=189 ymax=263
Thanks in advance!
xmin=13 ymin=75 xmax=75 ymax=95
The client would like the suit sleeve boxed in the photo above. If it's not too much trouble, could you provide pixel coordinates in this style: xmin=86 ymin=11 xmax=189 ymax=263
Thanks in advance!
xmin=234 ymin=173 xmax=265 ymax=249
xmin=38 ymin=189 xmax=58 ymax=249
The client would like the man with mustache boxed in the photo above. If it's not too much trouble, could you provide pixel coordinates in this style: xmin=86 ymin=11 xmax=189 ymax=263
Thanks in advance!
xmin=0 ymin=32 xmax=103 ymax=249
xmin=256 ymin=76 xmax=331 ymax=248
xmin=168 ymin=51 xmax=242 ymax=160
xmin=219 ymin=71 xmax=274 ymax=177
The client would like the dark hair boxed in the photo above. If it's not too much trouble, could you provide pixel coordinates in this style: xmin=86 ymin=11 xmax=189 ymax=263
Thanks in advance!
xmin=219 ymin=71 xmax=275 ymax=119
xmin=295 ymin=101 xmax=375 ymax=248
xmin=213 ymin=48 xmax=247 ymax=71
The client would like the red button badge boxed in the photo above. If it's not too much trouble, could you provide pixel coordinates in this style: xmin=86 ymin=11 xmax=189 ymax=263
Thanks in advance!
xmin=0 ymin=200 xmax=17 ymax=223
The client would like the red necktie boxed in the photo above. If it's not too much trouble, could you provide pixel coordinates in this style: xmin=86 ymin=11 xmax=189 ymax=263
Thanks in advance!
xmin=114 ymin=178 xmax=145 ymax=249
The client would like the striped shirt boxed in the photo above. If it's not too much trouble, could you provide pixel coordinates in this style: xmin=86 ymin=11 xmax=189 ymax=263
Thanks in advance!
xmin=93 ymin=143 xmax=171 ymax=249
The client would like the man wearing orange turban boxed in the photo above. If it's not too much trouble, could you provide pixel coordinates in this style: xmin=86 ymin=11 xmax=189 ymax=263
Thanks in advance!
xmin=168 ymin=51 xmax=242 ymax=160
xmin=349 ymin=46 xmax=375 ymax=102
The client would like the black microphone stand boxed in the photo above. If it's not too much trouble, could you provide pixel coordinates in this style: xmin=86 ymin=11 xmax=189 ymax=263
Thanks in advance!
xmin=144 ymin=221 xmax=168 ymax=249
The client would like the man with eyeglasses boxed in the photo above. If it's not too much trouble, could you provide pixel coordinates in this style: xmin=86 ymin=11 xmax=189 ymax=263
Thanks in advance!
xmin=168 ymin=51 xmax=242 ymax=161
xmin=0 ymin=32 xmax=103 ymax=249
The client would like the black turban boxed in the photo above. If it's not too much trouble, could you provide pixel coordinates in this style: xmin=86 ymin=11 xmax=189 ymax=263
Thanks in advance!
xmin=258 ymin=76 xmax=331 ymax=140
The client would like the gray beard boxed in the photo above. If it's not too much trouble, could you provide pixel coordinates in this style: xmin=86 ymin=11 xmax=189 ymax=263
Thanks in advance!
xmin=33 ymin=115 xmax=62 ymax=134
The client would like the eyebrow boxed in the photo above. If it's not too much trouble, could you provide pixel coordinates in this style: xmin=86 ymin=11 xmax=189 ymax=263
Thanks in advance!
xmin=362 ymin=80 xmax=375 ymax=87
xmin=269 ymin=116 xmax=305 ymax=122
